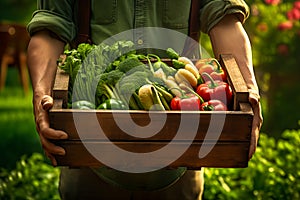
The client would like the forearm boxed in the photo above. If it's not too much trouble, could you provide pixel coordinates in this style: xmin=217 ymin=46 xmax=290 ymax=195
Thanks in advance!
xmin=27 ymin=31 xmax=65 ymax=107
xmin=209 ymin=14 xmax=259 ymax=98
xmin=209 ymin=14 xmax=262 ymax=159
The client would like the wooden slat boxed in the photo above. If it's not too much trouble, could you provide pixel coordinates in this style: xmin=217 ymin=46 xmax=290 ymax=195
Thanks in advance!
xmin=49 ymin=109 xmax=252 ymax=141
xmin=53 ymin=99 xmax=63 ymax=110
xmin=239 ymin=102 xmax=253 ymax=114
xmin=53 ymin=141 xmax=249 ymax=168
xmin=220 ymin=54 xmax=249 ymax=110
xmin=53 ymin=68 xmax=69 ymax=108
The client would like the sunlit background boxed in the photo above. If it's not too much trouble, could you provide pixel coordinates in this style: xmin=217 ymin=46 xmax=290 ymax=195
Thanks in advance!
xmin=0 ymin=0 xmax=299 ymax=199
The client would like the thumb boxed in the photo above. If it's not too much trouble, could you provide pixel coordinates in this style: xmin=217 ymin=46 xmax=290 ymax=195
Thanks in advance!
xmin=248 ymin=89 xmax=260 ymax=107
xmin=41 ymin=95 xmax=53 ymax=111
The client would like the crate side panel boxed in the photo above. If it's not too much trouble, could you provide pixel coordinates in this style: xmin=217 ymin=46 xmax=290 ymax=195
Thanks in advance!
xmin=49 ymin=110 xmax=252 ymax=141
xmin=54 ymin=141 xmax=249 ymax=168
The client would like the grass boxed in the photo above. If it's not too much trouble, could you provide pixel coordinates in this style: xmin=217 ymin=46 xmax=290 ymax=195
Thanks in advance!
xmin=0 ymin=68 xmax=43 ymax=169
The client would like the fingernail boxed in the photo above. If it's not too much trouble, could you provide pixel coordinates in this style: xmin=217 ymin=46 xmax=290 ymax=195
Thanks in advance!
xmin=41 ymin=95 xmax=53 ymax=110
xmin=59 ymin=133 xmax=68 ymax=139
xmin=42 ymin=101 xmax=53 ymax=110
xmin=58 ymin=149 xmax=66 ymax=156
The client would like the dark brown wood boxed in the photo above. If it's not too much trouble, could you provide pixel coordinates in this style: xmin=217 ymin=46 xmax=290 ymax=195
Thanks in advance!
xmin=50 ymin=55 xmax=253 ymax=168
xmin=50 ymin=109 xmax=252 ymax=141
xmin=53 ymin=68 xmax=69 ymax=108
xmin=53 ymin=99 xmax=63 ymax=110
xmin=182 ymin=0 xmax=201 ymax=57
xmin=53 ymin=141 xmax=249 ymax=168
xmin=71 ymin=0 xmax=92 ymax=48
xmin=220 ymin=54 xmax=249 ymax=110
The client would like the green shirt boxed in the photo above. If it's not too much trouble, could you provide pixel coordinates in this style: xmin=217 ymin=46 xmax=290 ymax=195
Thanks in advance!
xmin=27 ymin=0 xmax=249 ymax=191
xmin=27 ymin=0 xmax=249 ymax=45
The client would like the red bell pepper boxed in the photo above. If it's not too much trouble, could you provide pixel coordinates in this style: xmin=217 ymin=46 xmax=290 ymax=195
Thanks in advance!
xmin=170 ymin=88 xmax=204 ymax=111
xmin=210 ymin=59 xmax=227 ymax=81
xmin=200 ymin=100 xmax=228 ymax=111
xmin=170 ymin=95 xmax=201 ymax=110
xmin=196 ymin=72 xmax=232 ymax=105
xmin=197 ymin=58 xmax=227 ymax=81
xmin=198 ymin=64 xmax=215 ymax=75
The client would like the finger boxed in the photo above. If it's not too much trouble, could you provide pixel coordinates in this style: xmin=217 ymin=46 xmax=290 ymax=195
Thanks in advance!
xmin=36 ymin=109 xmax=68 ymax=140
xmin=247 ymin=89 xmax=263 ymax=160
xmin=39 ymin=124 xmax=68 ymax=140
xmin=248 ymin=89 xmax=260 ymax=106
xmin=41 ymin=95 xmax=53 ymax=111
xmin=40 ymin=133 xmax=66 ymax=156
xmin=45 ymin=151 xmax=58 ymax=166
xmin=248 ymin=126 xmax=259 ymax=160
xmin=248 ymin=104 xmax=263 ymax=160
xmin=35 ymin=104 xmax=68 ymax=157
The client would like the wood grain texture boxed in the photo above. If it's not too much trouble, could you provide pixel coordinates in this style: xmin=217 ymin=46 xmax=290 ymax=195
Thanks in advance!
xmin=220 ymin=54 xmax=249 ymax=110
xmin=53 ymin=68 xmax=69 ymax=108
xmin=53 ymin=141 xmax=249 ymax=168
xmin=50 ymin=55 xmax=253 ymax=168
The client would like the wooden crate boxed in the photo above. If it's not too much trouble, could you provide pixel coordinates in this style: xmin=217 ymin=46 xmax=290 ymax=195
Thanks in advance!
xmin=49 ymin=54 xmax=253 ymax=169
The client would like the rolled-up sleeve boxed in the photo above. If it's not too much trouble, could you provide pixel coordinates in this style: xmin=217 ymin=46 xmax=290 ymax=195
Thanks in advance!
xmin=199 ymin=0 xmax=250 ymax=34
xmin=27 ymin=0 xmax=76 ymax=43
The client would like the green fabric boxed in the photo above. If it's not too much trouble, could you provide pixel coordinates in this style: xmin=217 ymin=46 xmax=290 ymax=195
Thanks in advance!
xmin=199 ymin=0 xmax=250 ymax=33
xmin=27 ymin=0 xmax=77 ymax=43
xmin=92 ymin=167 xmax=187 ymax=191
xmin=27 ymin=0 xmax=249 ymax=43
xmin=27 ymin=0 xmax=249 ymax=191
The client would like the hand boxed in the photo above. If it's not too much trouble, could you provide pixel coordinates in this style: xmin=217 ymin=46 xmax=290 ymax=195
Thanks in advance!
xmin=248 ymin=91 xmax=263 ymax=160
xmin=34 ymin=95 xmax=68 ymax=166
xmin=208 ymin=15 xmax=263 ymax=159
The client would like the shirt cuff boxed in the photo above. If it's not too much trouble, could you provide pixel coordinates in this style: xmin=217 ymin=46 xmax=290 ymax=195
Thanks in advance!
xmin=27 ymin=10 xmax=76 ymax=43
xmin=200 ymin=0 xmax=250 ymax=34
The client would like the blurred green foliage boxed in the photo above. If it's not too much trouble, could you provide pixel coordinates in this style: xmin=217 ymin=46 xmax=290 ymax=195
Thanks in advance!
xmin=244 ymin=0 xmax=300 ymax=136
xmin=0 ymin=69 xmax=42 ymax=170
xmin=0 ymin=0 xmax=36 ymax=24
xmin=1 ymin=130 xmax=299 ymax=199
xmin=0 ymin=153 xmax=60 ymax=200
xmin=202 ymin=0 xmax=300 ymax=136
xmin=0 ymin=1 xmax=300 ymax=199
xmin=204 ymin=129 xmax=300 ymax=200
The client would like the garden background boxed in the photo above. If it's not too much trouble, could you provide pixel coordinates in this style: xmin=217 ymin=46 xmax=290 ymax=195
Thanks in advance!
xmin=0 ymin=0 xmax=299 ymax=199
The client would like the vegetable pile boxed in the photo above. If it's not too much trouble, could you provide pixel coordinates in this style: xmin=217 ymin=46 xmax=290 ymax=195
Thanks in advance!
xmin=58 ymin=41 xmax=233 ymax=111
